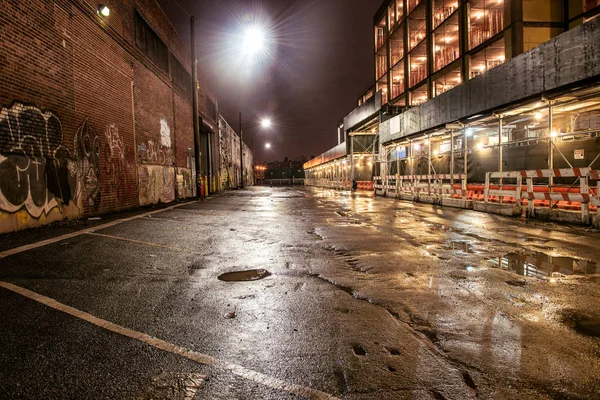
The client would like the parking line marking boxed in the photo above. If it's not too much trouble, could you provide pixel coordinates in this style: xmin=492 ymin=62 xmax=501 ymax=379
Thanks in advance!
xmin=86 ymin=232 xmax=181 ymax=251
xmin=0 ymin=282 xmax=338 ymax=400
xmin=0 ymin=201 xmax=197 ymax=259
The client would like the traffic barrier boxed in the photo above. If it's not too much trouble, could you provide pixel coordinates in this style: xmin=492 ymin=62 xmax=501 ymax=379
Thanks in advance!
xmin=482 ymin=168 xmax=600 ymax=223
xmin=304 ymin=178 xmax=350 ymax=190
xmin=380 ymin=174 xmax=468 ymax=201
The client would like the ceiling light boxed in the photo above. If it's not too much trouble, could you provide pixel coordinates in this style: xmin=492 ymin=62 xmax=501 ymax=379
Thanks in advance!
xmin=97 ymin=4 xmax=110 ymax=16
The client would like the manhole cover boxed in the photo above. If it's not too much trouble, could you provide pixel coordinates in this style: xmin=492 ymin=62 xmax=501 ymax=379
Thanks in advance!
xmin=218 ymin=269 xmax=271 ymax=282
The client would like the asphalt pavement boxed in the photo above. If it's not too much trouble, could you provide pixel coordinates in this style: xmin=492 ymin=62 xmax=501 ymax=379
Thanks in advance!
xmin=0 ymin=186 xmax=599 ymax=399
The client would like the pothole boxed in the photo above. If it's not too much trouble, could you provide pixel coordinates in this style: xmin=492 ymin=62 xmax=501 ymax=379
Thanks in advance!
xmin=487 ymin=250 xmax=599 ymax=278
xmin=561 ymin=311 xmax=600 ymax=337
xmin=218 ymin=269 xmax=271 ymax=282
xmin=352 ymin=345 xmax=366 ymax=356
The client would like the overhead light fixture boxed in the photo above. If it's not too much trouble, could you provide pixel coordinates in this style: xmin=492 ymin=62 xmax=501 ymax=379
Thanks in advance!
xmin=97 ymin=4 xmax=110 ymax=17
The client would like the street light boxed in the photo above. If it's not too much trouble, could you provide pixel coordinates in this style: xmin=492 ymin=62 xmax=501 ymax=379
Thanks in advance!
xmin=265 ymin=143 xmax=271 ymax=149
xmin=242 ymin=26 xmax=266 ymax=55
xmin=261 ymin=118 xmax=272 ymax=128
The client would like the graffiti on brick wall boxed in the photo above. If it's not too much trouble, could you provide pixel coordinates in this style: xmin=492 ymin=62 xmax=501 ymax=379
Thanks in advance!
xmin=73 ymin=118 xmax=101 ymax=210
xmin=175 ymin=168 xmax=193 ymax=199
xmin=105 ymin=123 xmax=124 ymax=160
xmin=104 ymin=123 xmax=136 ymax=205
xmin=138 ymin=165 xmax=175 ymax=206
xmin=137 ymin=140 xmax=174 ymax=166
xmin=0 ymin=103 xmax=78 ymax=218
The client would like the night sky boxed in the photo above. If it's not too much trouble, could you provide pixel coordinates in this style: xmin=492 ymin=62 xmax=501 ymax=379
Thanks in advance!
xmin=157 ymin=0 xmax=380 ymax=162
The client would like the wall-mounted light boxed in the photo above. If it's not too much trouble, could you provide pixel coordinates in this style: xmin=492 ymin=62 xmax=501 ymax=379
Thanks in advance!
xmin=97 ymin=4 xmax=110 ymax=17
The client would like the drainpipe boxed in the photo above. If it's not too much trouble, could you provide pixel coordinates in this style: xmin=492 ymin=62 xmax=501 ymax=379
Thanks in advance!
xmin=190 ymin=16 xmax=201 ymax=197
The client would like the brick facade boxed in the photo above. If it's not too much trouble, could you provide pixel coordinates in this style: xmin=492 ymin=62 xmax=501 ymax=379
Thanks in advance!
xmin=0 ymin=0 xmax=196 ymax=233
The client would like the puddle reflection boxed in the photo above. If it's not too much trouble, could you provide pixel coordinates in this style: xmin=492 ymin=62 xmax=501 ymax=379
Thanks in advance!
xmin=488 ymin=251 xmax=599 ymax=278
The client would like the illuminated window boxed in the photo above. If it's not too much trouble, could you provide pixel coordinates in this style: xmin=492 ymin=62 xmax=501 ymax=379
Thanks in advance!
xmin=409 ymin=42 xmax=427 ymax=87
xmin=376 ymin=47 xmax=388 ymax=80
xmin=375 ymin=16 xmax=387 ymax=50
xmin=388 ymin=3 xmax=397 ymax=31
xmin=410 ymin=83 xmax=428 ymax=106
xmin=391 ymin=62 xmax=405 ymax=99
xmin=408 ymin=0 xmax=423 ymax=14
xmin=408 ymin=4 xmax=427 ymax=50
xmin=396 ymin=0 xmax=404 ymax=21
xmin=432 ymin=0 xmax=459 ymax=29
xmin=389 ymin=27 xmax=405 ymax=66
xmin=377 ymin=76 xmax=389 ymax=105
xmin=468 ymin=0 xmax=505 ymax=50
xmin=433 ymin=13 xmax=459 ymax=71
xmin=469 ymin=38 xmax=505 ymax=79
xmin=433 ymin=65 xmax=461 ymax=97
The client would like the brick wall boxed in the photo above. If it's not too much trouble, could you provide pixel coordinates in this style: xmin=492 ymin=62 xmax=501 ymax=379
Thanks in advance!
xmin=0 ymin=0 xmax=195 ymax=233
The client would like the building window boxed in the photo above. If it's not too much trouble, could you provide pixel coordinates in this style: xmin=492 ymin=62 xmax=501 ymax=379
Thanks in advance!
xmin=468 ymin=0 xmax=505 ymax=50
xmin=135 ymin=11 xmax=169 ymax=73
xmin=377 ymin=76 xmax=389 ymax=105
xmin=433 ymin=13 xmax=459 ymax=72
xmin=391 ymin=62 xmax=405 ymax=99
xmin=408 ymin=0 xmax=423 ymax=15
xmin=206 ymin=98 xmax=217 ymax=122
xmin=409 ymin=42 xmax=427 ymax=87
xmin=389 ymin=27 xmax=405 ymax=66
xmin=375 ymin=16 xmax=387 ymax=50
xmin=376 ymin=47 xmax=388 ymax=80
xmin=408 ymin=4 xmax=427 ymax=50
xmin=432 ymin=0 xmax=459 ymax=29
xmin=388 ymin=3 xmax=397 ymax=31
xmin=396 ymin=0 xmax=404 ymax=21
xmin=410 ymin=83 xmax=428 ymax=106
xmin=469 ymin=38 xmax=505 ymax=79
xmin=171 ymin=54 xmax=191 ymax=97
xmin=433 ymin=65 xmax=461 ymax=97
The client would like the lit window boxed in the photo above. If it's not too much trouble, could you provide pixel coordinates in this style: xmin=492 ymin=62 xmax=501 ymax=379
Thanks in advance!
xmin=468 ymin=0 xmax=505 ymax=50
xmin=469 ymin=38 xmax=505 ymax=79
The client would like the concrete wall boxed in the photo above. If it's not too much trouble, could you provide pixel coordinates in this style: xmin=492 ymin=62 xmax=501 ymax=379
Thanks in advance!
xmin=380 ymin=19 xmax=600 ymax=145
xmin=0 ymin=0 xmax=195 ymax=233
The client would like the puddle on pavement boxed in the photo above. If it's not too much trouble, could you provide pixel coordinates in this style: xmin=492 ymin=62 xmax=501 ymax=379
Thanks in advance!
xmin=136 ymin=372 xmax=206 ymax=400
xmin=561 ymin=312 xmax=600 ymax=337
xmin=444 ymin=241 xmax=475 ymax=254
xmin=488 ymin=250 xmax=599 ymax=278
xmin=218 ymin=269 xmax=271 ymax=282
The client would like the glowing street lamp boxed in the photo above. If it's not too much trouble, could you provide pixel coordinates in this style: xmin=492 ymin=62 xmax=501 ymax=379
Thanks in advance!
xmin=261 ymin=118 xmax=272 ymax=129
xmin=242 ymin=26 xmax=266 ymax=56
xmin=265 ymin=143 xmax=272 ymax=149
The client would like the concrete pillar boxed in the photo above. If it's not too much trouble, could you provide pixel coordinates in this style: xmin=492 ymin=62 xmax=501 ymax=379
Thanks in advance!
xmin=350 ymin=137 xmax=355 ymax=189
xmin=463 ymin=129 xmax=468 ymax=177
xmin=548 ymin=103 xmax=554 ymax=190
xmin=450 ymin=129 xmax=455 ymax=181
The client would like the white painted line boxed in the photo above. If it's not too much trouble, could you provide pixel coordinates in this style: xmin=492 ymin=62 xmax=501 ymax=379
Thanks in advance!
xmin=0 ymin=201 xmax=198 ymax=259
xmin=86 ymin=232 xmax=181 ymax=251
xmin=0 ymin=282 xmax=338 ymax=400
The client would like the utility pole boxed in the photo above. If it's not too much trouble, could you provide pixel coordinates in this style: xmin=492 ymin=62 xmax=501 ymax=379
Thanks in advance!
xmin=190 ymin=16 xmax=201 ymax=197
xmin=239 ymin=112 xmax=244 ymax=188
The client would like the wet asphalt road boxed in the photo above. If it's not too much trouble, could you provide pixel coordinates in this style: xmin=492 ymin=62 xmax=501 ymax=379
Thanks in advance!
xmin=0 ymin=186 xmax=599 ymax=399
